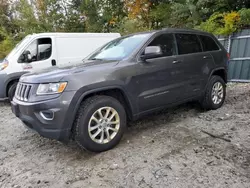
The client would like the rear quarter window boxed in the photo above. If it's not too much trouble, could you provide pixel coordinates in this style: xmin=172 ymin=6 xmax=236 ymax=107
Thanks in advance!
xmin=175 ymin=34 xmax=202 ymax=55
xmin=199 ymin=35 xmax=220 ymax=51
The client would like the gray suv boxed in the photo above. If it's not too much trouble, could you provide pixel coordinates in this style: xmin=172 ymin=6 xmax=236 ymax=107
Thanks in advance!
xmin=11 ymin=29 xmax=229 ymax=152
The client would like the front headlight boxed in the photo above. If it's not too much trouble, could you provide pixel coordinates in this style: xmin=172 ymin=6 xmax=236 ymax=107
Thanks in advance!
xmin=0 ymin=59 xmax=9 ymax=70
xmin=37 ymin=82 xmax=67 ymax=95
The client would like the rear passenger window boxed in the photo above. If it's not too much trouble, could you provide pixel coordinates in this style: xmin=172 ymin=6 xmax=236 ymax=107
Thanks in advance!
xmin=199 ymin=35 xmax=220 ymax=51
xmin=147 ymin=34 xmax=176 ymax=57
xmin=175 ymin=34 xmax=202 ymax=55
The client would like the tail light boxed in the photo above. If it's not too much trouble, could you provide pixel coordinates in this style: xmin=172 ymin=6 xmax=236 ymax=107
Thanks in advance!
xmin=227 ymin=53 xmax=230 ymax=66
xmin=0 ymin=59 xmax=9 ymax=70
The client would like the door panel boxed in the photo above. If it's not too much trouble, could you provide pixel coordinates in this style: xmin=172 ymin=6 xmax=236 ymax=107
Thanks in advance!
xmin=132 ymin=33 xmax=185 ymax=112
xmin=21 ymin=37 xmax=55 ymax=72
xmin=135 ymin=56 xmax=186 ymax=112
xmin=175 ymin=33 xmax=214 ymax=99
xmin=175 ymin=52 xmax=213 ymax=99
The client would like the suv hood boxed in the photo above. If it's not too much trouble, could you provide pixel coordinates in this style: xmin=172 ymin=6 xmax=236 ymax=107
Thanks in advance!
xmin=20 ymin=60 xmax=119 ymax=83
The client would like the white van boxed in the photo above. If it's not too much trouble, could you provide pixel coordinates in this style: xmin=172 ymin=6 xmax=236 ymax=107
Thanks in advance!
xmin=0 ymin=32 xmax=121 ymax=100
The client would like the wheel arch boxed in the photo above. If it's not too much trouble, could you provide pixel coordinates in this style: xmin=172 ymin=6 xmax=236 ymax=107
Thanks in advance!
xmin=64 ymin=86 xmax=135 ymax=136
xmin=6 ymin=78 xmax=19 ymax=97
xmin=210 ymin=68 xmax=227 ymax=83
xmin=4 ymin=72 xmax=28 ymax=97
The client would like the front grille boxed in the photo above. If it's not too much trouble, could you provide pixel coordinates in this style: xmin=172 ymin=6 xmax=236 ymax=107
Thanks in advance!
xmin=15 ymin=83 xmax=32 ymax=101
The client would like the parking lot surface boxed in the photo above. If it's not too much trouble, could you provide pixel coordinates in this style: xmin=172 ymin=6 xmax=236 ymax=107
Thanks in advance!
xmin=0 ymin=84 xmax=250 ymax=188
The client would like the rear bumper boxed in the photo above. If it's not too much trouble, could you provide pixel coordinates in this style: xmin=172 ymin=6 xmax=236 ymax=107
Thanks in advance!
xmin=11 ymin=91 xmax=76 ymax=142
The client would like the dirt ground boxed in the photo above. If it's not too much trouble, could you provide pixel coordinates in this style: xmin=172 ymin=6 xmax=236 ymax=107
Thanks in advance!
xmin=0 ymin=84 xmax=250 ymax=188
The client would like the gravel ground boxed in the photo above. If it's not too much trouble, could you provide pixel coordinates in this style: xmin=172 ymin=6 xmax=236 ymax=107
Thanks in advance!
xmin=0 ymin=83 xmax=250 ymax=188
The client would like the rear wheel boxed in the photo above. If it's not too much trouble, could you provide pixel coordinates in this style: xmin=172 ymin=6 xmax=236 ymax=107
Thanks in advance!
xmin=73 ymin=95 xmax=126 ymax=152
xmin=8 ymin=82 xmax=18 ymax=101
xmin=201 ymin=75 xmax=226 ymax=110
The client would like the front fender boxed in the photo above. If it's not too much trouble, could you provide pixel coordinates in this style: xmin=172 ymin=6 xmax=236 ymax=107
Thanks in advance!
xmin=61 ymin=83 xmax=136 ymax=136
xmin=1 ymin=72 xmax=28 ymax=98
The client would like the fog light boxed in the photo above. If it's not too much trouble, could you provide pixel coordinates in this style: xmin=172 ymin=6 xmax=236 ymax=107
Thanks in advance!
xmin=40 ymin=111 xmax=54 ymax=121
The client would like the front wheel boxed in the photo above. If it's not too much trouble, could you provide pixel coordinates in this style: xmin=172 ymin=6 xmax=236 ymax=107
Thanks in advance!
xmin=8 ymin=82 xmax=18 ymax=101
xmin=73 ymin=95 xmax=127 ymax=152
xmin=201 ymin=75 xmax=226 ymax=110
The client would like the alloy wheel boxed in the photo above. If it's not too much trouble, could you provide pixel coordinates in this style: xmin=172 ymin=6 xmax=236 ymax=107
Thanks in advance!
xmin=211 ymin=82 xmax=224 ymax=105
xmin=88 ymin=107 xmax=120 ymax=144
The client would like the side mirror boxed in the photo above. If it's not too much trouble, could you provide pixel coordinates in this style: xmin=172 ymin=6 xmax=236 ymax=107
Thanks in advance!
xmin=141 ymin=46 xmax=163 ymax=61
xmin=18 ymin=54 xmax=25 ymax=63
xmin=23 ymin=50 xmax=32 ymax=62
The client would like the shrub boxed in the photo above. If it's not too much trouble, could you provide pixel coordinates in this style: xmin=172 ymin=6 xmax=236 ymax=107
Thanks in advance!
xmin=198 ymin=12 xmax=240 ymax=35
xmin=223 ymin=11 xmax=241 ymax=34
xmin=239 ymin=8 xmax=250 ymax=27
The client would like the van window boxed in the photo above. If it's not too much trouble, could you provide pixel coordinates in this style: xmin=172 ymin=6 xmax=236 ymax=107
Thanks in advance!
xmin=25 ymin=40 xmax=38 ymax=62
xmin=19 ymin=38 xmax=52 ymax=63
xmin=199 ymin=35 xmax=220 ymax=51
xmin=175 ymin=34 xmax=202 ymax=55
xmin=147 ymin=34 xmax=176 ymax=57
xmin=37 ymin=38 xmax=52 ymax=61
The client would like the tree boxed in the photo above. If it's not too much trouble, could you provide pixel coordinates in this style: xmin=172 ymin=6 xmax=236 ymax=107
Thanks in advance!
xmin=239 ymin=8 xmax=250 ymax=28
xmin=170 ymin=0 xmax=201 ymax=28
xmin=198 ymin=11 xmax=241 ymax=35
xmin=124 ymin=0 xmax=151 ymax=26
xmin=0 ymin=0 xmax=17 ymax=34
xmin=149 ymin=2 xmax=172 ymax=28
xmin=35 ymin=0 xmax=67 ymax=32
xmin=0 ymin=27 xmax=15 ymax=59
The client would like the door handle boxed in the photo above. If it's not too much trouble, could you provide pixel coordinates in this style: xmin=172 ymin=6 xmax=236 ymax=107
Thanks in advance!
xmin=173 ymin=60 xmax=181 ymax=64
xmin=203 ymin=56 xmax=210 ymax=59
xmin=51 ymin=59 xmax=56 ymax=66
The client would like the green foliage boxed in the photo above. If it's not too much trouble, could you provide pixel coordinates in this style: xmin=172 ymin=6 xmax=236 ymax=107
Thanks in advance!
xmin=198 ymin=11 xmax=243 ymax=35
xmin=170 ymin=1 xmax=201 ymax=28
xmin=115 ymin=18 xmax=151 ymax=35
xmin=0 ymin=28 xmax=15 ymax=59
xmin=224 ymin=12 xmax=241 ymax=34
xmin=239 ymin=8 xmax=250 ymax=27
xmin=149 ymin=3 xmax=172 ymax=28
xmin=0 ymin=0 xmax=249 ymax=58
xmin=198 ymin=13 xmax=224 ymax=34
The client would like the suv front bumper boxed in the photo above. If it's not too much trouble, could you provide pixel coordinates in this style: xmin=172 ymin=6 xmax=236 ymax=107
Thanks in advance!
xmin=11 ymin=91 xmax=76 ymax=142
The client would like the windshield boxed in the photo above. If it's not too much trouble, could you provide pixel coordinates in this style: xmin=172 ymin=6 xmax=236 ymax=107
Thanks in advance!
xmin=88 ymin=33 xmax=152 ymax=61
xmin=6 ymin=35 xmax=32 ymax=59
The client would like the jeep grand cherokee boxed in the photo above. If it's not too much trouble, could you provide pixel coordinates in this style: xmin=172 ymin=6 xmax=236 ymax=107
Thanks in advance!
xmin=11 ymin=28 xmax=228 ymax=152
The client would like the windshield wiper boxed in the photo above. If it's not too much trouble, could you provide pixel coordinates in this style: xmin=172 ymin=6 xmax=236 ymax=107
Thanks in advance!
xmin=90 ymin=58 xmax=104 ymax=61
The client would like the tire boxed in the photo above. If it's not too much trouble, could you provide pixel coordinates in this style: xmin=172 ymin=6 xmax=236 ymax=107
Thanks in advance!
xmin=73 ymin=95 xmax=127 ymax=152
xmin=201 ymin=75 xmax=226 ymax=110
xmin=8 ymin=82 xmax=18 ymax=101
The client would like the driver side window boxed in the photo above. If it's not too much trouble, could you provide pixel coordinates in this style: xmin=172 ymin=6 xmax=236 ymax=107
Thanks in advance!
xmin=19 ymin=38 xmax=52 ymax=63
xmin=147 ymin=34 xmax=176 ymax=57
xmin=25 ymin=40 xmax=37 ymax=62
